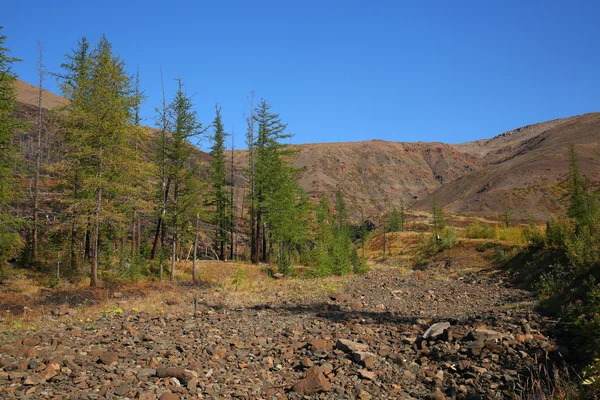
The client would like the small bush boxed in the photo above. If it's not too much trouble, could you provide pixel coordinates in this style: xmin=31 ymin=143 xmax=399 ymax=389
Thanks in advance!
xmin=231 ymin=267 xmax=246 ymax=291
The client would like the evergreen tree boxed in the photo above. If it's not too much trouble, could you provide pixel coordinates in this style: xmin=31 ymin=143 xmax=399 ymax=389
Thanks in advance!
xmin=567 ymin=144 xmax=597 ymax=231
xmin=252 ymin=99 xmax=292 ymax=263
xmin=57 ymin=35 xmax=140 ymax=286
xmin=0 ymin=27 xmax=24 ymax=274
xmin=165 ymin=78 xmax=202 ymax=281
xmin=209 ymin=104 xmax=229 ymax=260
xmin=432 ymin=196 xmax=446 ymax=237
xmin=399 ymin=200 xmax=406 ymax=231
xmin=389 ymin=207 xmax=400 ymax=232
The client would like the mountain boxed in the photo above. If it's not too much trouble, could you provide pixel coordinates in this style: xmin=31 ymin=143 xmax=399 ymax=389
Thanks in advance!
xmin=413 ymin=113 xmax=600 ymax=220
xmin=13 ymin=79 xmax=599 ymax=221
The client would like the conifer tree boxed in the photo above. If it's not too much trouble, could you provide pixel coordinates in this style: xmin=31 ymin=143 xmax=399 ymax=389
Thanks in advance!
xmin=56 ymin=36 xmax=90 ymax=272
xmin=209 ymin=104 xmax=229 ymax=260
xmin=252 ymin=99 xmax=292 ymax=263
xmin=165 ymin=78 xmax=202 ymax=281
xmin=432 ymin=196 xmax=446 ymax=237
xmin=400 ymin=200 xmax=406 ymax=231
xmin=389 ymin=207 xmax=400 ymax=232
xmin=567 ymin=144 xmax=597 ymax=231
xmin=0 ymin=27 xmax=24 ymax=273
xmin=57 ymin=35 xmax=139 ymax=286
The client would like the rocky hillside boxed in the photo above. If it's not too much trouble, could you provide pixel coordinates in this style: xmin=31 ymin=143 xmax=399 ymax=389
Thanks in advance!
xmin=233 ymin=141 xmax=482 ymax=218
xmin=414 ymin=113 xmax=600 ymax=220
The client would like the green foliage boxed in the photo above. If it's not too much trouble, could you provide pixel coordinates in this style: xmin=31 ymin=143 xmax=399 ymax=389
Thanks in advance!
xmin=464 ymin=221 xmax=527 ymax=243
xmin=231 ymin=267 xmax=246 ymax=291
xmin=209 ymin=105 xmax=230 ymax=259
xmin=308 ymin=193 xmax=369 ymax=277
xmin=414 ymin=227 xmax=458 ymax=267
xmin=0 ymin=27 xmax=24 ymax=271
xmin=389 ymin=207 xmax=401 ymax=232
xmin=45 ymin=277 xmax=60 ymax=288
xmin=431 ymin=197 xmax=446 ymax=236
xmin=521 ymin=146 xmax=600 ymax=368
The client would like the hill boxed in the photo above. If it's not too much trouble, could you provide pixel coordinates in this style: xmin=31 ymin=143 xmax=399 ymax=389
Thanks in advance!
xmin=414 ymin=113 xmax=600 ymax=220
xmin=13 ymin=79 xmax=600 ymax=221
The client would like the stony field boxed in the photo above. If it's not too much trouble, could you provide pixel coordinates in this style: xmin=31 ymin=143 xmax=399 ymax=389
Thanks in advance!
xmin=0 ymin=267 xmax=565 ymax=399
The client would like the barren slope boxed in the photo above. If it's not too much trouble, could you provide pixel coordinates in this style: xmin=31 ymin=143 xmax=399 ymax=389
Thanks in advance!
xmin=414 ymin=113 xmax=600 ymax=220
xmin=234 ymin=140 xmax=481 ymax=218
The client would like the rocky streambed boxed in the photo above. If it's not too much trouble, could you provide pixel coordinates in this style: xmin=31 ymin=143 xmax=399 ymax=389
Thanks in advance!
xmin=0 ymin=269 xmax=565 ymax=399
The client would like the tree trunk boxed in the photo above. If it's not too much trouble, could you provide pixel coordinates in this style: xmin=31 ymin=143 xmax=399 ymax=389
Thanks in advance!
xmin=91 ymin=186 xmax=102 ymax=287
xmin=32 ymin=44 xmax=44 ymax=262
xmin=136 ymin=217 xmax=141 ymax=254
xmin=84 ymin=217 xmax=91 ymax=261
xmin=192 ymin=213 xmax=198 ymax=282
xmin=131 ymin=209 xmax=136 ymax=259
xmin=70 ymin=222 xmax=77 ymax=272
xmin=170 ymin=181 xmax=178 ymax=281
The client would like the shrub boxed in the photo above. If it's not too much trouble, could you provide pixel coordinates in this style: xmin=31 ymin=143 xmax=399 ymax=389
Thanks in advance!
xmin=231 ymin=267 xmax=246 ymax=291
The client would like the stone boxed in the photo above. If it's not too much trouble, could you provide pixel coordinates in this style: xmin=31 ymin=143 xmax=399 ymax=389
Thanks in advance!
xmin=359 ymin=389 xmax=372 ymax=400
xmin=331 ymin=293 xmax=352 ymax=302
xmin=352 ymin=351 xmax=376 ymax=367
xmin=23 ymin=363 xmax=59 ymax=385
xmin=423 ymin=322 xmax=450 ymax=339
xmin=292 ymin=366 xmax=332 ymax=395
xmin=427 ymin=388 xmax=446 ymax=400
xmin=349 ymin=301 xmax=363 ymax=311
xmin=155 ymin=367 xmax=198 ymax=383
xmin=358 ymin=368 xmax=376 ymax=381
xmin=158 ymin=392 xmax=179 ymax=400
xmin=98 ymin=351 xmax=119 ymax=365
xmin=464 ymin=340 xmax=485 ymax=356
xmin=300 ymin=357 xmax=313 ymax=368
xmin=137 ymin=368 xmax=156 ymax=379
xmin=336 ymin=339 xmax=369 ymax=353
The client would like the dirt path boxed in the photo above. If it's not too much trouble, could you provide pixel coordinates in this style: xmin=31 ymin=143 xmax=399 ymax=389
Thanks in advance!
xmin=0 ymin=268 xmax=562 ymax=399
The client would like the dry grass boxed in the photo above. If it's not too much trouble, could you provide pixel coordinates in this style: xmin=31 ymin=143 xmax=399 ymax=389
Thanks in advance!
xmin=0 ymin=260 xmax=354 ymax=335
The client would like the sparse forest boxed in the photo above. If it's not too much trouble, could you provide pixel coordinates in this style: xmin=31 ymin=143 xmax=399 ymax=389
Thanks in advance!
xmin=1 ymin=23 xmax=600 ymax=400
xmin=0 ymin=31 xmax=370 ymax=287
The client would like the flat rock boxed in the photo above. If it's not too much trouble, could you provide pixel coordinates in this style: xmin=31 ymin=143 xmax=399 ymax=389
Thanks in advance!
xmin=423 ymin=322 xmax=450 ymax=339
xmin=292 ymin=365 xmax=331 ymax=395
xmin=336 ymin=339 xmax=369 ymax=353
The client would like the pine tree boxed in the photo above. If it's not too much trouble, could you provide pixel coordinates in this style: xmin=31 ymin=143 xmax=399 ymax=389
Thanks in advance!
xmin=0 ymin=27 xmax=24 ymax=274
xmin=209 ymin=104 xmax=229 ymax=260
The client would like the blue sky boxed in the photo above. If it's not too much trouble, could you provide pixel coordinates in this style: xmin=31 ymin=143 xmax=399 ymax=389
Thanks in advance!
xmin=4 ymin=0 xmax=600 ymax=150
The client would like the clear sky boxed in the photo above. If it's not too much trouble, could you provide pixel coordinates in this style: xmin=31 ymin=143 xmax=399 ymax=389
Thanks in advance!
xmin=4 ymin=0 xmax=600 ymax=150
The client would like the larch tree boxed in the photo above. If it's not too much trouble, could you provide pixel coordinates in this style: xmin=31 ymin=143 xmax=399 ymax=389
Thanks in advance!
xmin=208 ymin=104 xmax=229 ymax=260
xmin=0 ymin=27 xmax=24 ymax=275
xmin=252 ymin=98 xmax=292 ymax=263
xmin=165 ymin=78 xmax=202 ymax=281
xmin=56 ymin=36 xmax=91 ymax=272
xmin=57 ymin=35 xmax=139 ymax=286
xmin=31 ymin=42 xmax=44 ymax=262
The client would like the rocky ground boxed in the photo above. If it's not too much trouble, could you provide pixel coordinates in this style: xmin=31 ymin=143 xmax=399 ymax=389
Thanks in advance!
xmin=0 ymin=268 xmax=566 ymax=399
